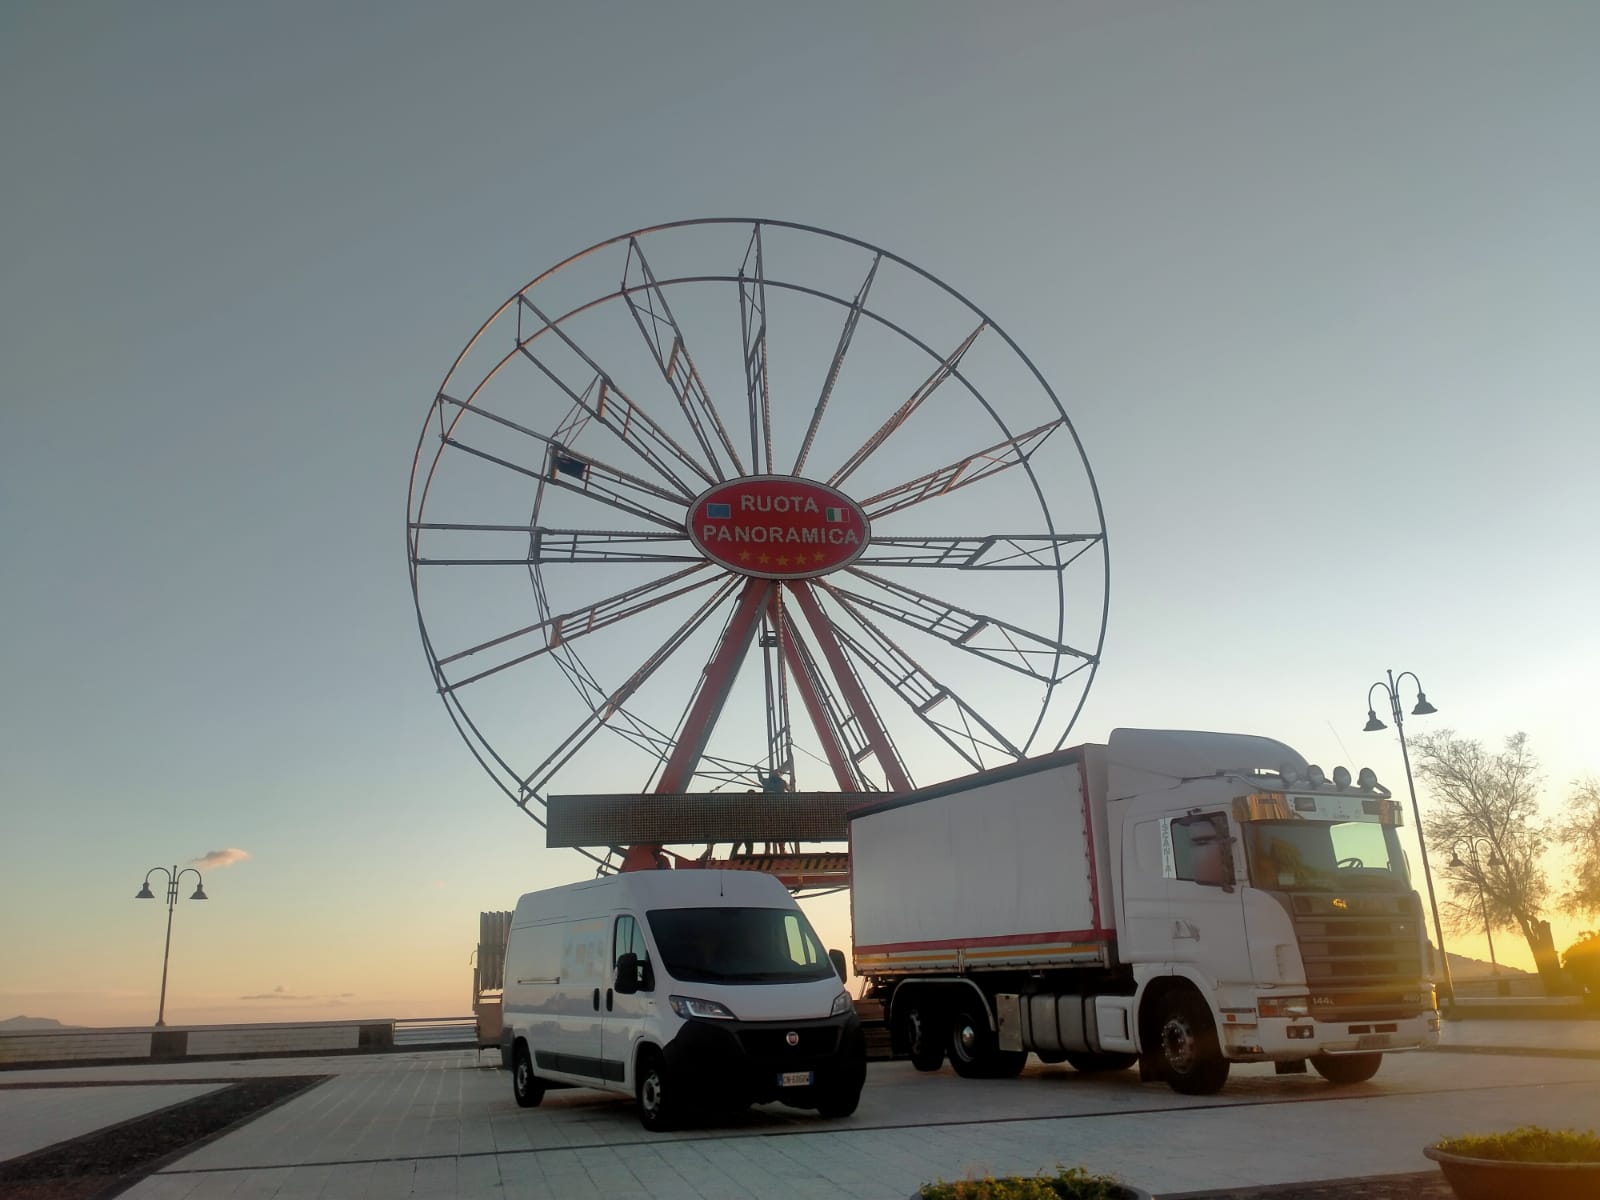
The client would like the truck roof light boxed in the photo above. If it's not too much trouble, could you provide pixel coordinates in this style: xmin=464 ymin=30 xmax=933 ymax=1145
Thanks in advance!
xmin=1306 ymin=765 xmax=1327 ymax=787
xmin=1357 ymin=767 xmax=1378 ymax=790
xmin=1332 ymin=766 xmax=1351 ymax=789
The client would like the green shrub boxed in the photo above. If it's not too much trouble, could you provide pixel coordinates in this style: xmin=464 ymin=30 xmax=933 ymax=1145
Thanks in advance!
xmin=1434 ymin=1125 xmax=1600 ymax=1163
xmin=916 ymin=1165 xmax=1130 ymax=1199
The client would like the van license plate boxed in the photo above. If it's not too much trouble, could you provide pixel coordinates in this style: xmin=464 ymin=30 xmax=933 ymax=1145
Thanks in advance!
xmin=1357 ymin=1034 xmax=1389 ymax=1050
xmin=778 ymin=1071 xmax=813 ymax=1088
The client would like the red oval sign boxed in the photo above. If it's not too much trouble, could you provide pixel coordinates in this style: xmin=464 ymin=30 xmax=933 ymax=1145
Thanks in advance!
xmin=687 ymin=476 xmax=870 ymax=579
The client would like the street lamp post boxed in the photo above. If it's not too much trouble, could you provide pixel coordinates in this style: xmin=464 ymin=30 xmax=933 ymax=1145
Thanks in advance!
xmin=1363 ymin=669 xmax=1452 ymax=1005
xmin=135 ymin=864 xmax=207 ymax=1027
xmin=1450 ymin=837 xmax=1501 ymax=978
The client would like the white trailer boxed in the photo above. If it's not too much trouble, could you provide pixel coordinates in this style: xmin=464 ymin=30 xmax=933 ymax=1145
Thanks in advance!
xmin=848 ymin=728 xmax=1441 ymax=1094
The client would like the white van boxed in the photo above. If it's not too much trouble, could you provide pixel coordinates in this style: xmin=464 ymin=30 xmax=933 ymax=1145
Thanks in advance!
xmin=500 ymin=869 xmax=866 ymax=1129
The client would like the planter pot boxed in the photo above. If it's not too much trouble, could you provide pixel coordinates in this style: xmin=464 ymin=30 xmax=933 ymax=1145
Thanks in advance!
xmin=1423 ymin=1145 xmax=1600 ymax=1200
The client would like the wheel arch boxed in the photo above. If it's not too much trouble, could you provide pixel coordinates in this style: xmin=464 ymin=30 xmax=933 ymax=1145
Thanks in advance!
xmin=1135 ymin=972 xmax=1219 ymax=1050
xmin=887 ymin=977 xmax=994 ymax=1033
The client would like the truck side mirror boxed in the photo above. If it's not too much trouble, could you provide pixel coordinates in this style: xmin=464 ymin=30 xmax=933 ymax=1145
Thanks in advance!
xmin=828 ymin=948 xmax=848 ymax=982
xmin=614 ymin=953 xmax=639 ymax=995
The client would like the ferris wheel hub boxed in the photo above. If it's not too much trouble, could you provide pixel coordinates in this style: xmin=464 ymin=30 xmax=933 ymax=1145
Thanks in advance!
xmin=687 ymin=475 xmax=870 ymax=580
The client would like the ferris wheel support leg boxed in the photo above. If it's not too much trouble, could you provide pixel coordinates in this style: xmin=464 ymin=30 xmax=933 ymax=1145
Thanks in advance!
xmin=788 ymin=582 xmax=912 ymax=792
xmin=775 ymin=592 xmax=859 ymax=791
xmin=653 ymin=577 xmax=774 ymax=795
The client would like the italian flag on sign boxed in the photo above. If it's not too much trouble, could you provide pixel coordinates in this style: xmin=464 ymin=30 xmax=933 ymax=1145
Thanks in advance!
xmin=824 ymin=507 xmax=846 ymax=523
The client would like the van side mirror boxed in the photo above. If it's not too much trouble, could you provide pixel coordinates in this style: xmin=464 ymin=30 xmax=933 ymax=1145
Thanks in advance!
xmin=828 ymin=948 xmax=848 ymax=982
xmin=614 ymin=953 xmax=641 ymax=995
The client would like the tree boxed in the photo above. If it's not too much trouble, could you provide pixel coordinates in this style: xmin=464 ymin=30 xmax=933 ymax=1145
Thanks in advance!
xmin=1410 ymin=731 xmax=1556 ymax=980
xmin=1558 ymin=778 xmax=1600 ymax=918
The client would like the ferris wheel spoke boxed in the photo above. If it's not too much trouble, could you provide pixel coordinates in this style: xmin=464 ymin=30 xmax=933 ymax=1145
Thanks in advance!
xmin=857 ymin=418 xmax=1061 ymax=521
xmin=824 ymin=605 xmax=1024 ymax=770
xmin=828 ymin=569 xmax=1096 ymax=682
xmin=623 ymin=237 xmax=747 ymax=480
xmin=518 ymin=577 xmax=745 ymax=800
xmin=436 ymin=564 xmax=724 ymax=689
xmin=857 ymin=532 xmax=1105 ymax=570
xmin=527 ymin=528 xmax=702 ymax=565
xmin=438 ymin=435 xmax=687 ymax=533
xmin=515 ymin=297 xmax=716 ymax=492
xmin=739 ymin=226 xmax=774 ymax=475
xmin=788 ymin=582 xmax=912 ymax=792
xmin=793 ymin=252 xmax=881 ymax=477
xmin=828 ymin=322 xmax=985 ymax=489
xmin=410 ymin=525 xmax=701 ymax=566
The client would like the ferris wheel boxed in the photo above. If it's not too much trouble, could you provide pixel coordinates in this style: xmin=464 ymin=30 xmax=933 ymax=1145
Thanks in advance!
xmin=406 ymin=219 xmax=1107 ymax=882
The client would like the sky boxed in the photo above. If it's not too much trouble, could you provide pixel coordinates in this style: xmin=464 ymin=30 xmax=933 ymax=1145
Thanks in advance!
xmin=3 ymin=1 xmax=1597 ymax=1027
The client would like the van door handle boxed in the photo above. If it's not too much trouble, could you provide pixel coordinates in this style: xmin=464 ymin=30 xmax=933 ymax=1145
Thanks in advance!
xmin=606 ymin=988 xmax=614 ymax=1012
xmin=592 ymin=987 xmax=600 ymax=1011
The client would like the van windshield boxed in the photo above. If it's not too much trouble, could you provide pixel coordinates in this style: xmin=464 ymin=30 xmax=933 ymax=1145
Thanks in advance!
xmin=647 ymin=906 xmax=837 ymax=984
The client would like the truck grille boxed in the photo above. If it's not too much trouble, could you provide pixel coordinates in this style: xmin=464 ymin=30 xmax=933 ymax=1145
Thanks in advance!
xmin=1290 ymin=892 xmax=1429 ymax=1020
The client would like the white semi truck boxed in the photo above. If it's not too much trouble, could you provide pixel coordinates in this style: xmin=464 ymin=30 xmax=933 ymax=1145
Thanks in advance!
xmin=848 ymin=728 xmax=1441 ymax=1094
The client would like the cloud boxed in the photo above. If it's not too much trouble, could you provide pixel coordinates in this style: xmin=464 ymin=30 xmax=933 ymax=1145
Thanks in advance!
xmin=193 ymin=848 xmax=250 ymax=870
xmin=240 ymin=985 xmax=318 ymax=1001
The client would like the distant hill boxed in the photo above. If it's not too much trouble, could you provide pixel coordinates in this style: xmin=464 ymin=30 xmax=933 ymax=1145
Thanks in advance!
xmin=0 ymin=1015 xmax=75 ymax=1030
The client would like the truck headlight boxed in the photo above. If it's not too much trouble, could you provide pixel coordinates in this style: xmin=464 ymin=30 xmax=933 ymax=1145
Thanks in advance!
xmin=831 ymin=991 xmax=852 ymax=1017
xmin=1259 ymin=995 xmax=1312 ymax=1019
xmin=669 ymin=995 xmax=738 ymax=1020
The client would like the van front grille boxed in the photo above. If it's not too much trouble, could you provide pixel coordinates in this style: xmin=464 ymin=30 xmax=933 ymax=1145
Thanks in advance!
xmin=737 ymin=1025 xmax=841 ymax=1062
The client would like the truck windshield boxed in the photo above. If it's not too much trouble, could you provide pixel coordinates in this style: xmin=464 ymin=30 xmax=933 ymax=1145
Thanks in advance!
xmin=647 ymin=906 xmax=837 ymax=984
xmin=1243 ymin=821 xmax=1411 ymax=892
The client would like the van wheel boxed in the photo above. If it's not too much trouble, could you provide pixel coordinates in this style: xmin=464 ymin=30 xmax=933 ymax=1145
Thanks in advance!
xmin=512 ymin=1044 xmax=545 ymax=1108
xmin=948 ymin=1006 xmax=1027 ymax=1079
xmin=904 ymin=1004 xmax=945 ymax=1072
xmin=816 ymin=1082 xmax=862 ymax=1119
xmin=1310 ymin=1052 xmax=1382 ymax=1085
xmin=1156 ymin=993 xmax=1230 ymax=1095
xmin=1064 ymin=1051 xmax=1137 ymax=1073
xmin=636 ymin=1050 xmax=678 ymax=1131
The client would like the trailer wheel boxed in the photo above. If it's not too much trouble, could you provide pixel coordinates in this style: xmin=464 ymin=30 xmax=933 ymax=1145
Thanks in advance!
xmin=1310 ymin=1052 xmax=1382 ymax=1085
xmin=1064 ymin=1050 xmax=1137 ymax=1073
xmin=948 ymin=1006 xmax=1028 ymax=1079
xmin=1156 ymin=993 xmax=1230 ymax=1095
xmin=512 ymin=1043 xmax=545 ymax=1108
xmin=903 ymin=1004 xmax=945 ymax=1072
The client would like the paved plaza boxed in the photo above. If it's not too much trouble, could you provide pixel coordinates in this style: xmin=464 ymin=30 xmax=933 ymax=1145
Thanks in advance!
xmin=2 ymin=1019 xmax=1598 ymax=1199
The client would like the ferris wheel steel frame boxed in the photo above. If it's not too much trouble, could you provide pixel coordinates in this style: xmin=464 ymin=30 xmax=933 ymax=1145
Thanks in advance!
xmin=407 ymin=219 xmax=1109 ymax=882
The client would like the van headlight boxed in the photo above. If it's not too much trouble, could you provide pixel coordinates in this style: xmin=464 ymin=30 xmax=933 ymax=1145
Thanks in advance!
xmin=1258 ymin=995 xmax=1312 ymax=1019
xmin=669 ymin=995 xmax=737 ymax=1020
xmin=831 ymin=991 xmax=852 ymax=1017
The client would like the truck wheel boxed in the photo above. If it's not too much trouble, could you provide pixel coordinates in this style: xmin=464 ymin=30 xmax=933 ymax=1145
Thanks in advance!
xmin=636 ymin=1049 xmax=680 ymax=1131
xmin=512 ymin=1044 xmax=545 ymax=1108
xmin=1064 ymin=1051 xmax=1137 ymax=1073
xmin=948 ymin=1006 xmax=1028 ymax=1079
xmin=1310 ymin=1052 xmax=1382 ymax=1085
xmin=904 ymin=1004 xmax=945 ymax=1072
xmin=1156 ymin=994 xmax=1230 ymax=1095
